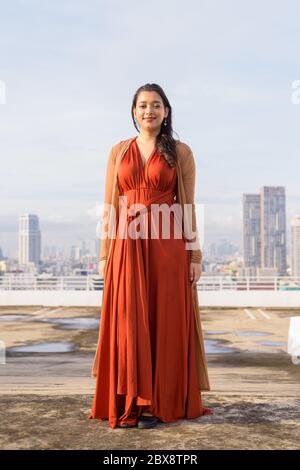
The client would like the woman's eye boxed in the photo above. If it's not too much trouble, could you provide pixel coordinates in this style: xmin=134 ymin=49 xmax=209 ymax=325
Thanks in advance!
xmin=139 ymin=104 xmax=161 ymax=108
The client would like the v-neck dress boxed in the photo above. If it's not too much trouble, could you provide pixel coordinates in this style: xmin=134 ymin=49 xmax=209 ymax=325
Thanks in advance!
xmin=88 ymin=137 xmax=212 ymax=428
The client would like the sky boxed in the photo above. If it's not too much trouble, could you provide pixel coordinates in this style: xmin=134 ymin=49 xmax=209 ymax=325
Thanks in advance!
xmin=0 ymin=0 xmax=300 ymax=258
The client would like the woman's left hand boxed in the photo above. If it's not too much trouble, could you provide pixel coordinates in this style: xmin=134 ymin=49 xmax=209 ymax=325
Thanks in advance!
xmin=190 ymin=262 xmax=202 ymax=287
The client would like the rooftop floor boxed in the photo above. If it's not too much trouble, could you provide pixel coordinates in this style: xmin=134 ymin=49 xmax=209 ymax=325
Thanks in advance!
xmin=0 ymin=306 xmax=300 ymax=450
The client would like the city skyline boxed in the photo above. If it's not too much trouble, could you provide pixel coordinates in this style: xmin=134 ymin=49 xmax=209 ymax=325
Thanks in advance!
xmin=1 ymin=184 xmax=300 ymax=261
xmin=2 ymin=183 xmax=298 ymax=269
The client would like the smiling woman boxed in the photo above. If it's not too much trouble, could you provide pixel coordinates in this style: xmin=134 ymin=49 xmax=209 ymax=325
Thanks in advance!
xmin=132 ymin=87 xmax=178 ymax=169
xmin=88 ymin=83 xmax=212 ymax=430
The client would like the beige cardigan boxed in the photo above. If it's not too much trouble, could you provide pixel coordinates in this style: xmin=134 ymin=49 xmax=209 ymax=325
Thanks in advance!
xmin=92 ymin=136 xmax=210 ymax=391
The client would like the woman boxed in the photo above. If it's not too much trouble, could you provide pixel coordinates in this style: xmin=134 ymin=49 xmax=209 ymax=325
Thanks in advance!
xmin=88 ymin=83 xmax=213 ymax=429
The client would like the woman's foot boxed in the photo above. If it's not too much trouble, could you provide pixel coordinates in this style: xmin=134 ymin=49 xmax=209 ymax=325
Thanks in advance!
xmin=119 ymin=422 xmax=137 ymax=428
xmin=138 ymin=414 xmax=158 ymax=429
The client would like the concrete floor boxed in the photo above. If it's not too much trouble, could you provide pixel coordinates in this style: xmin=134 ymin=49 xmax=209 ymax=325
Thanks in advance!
xmin=0 ymin=305 xmax=300 ymax=450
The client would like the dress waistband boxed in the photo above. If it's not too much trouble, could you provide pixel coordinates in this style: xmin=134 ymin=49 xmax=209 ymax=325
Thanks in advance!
xmin=122 ymin=188 xmax=176 ymax=222
xmin=121 ymin=187 xmax=166 ymax=194
xmin=119 ymin=189 xmax=188 ymax=243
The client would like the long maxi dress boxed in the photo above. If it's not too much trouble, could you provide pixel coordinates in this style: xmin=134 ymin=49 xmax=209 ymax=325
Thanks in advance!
xmin=88 ymin=137 xmax=212 ymax=429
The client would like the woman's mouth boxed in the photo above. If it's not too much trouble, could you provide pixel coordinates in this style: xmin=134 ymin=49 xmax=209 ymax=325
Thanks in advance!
xmin=144 ymin=117 xmax=155 ymax=121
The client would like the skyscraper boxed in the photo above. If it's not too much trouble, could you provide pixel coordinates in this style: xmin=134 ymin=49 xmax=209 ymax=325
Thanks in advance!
xmin=291 ymin=215 xmax=300 ymax=277
xmin=261 ymin=186 xmax=287 ymax=276
xmin=243 ymin=187 xmax=287 ymax=276
xmin=243 ymin=194 xmax=261 ymax=271
xmin=18 ymin=214 xmax=41 ymax=266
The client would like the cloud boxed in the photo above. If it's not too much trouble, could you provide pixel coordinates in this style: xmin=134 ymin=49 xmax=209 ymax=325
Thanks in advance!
xmin=1 ymin=0 xmax=300 ymax=256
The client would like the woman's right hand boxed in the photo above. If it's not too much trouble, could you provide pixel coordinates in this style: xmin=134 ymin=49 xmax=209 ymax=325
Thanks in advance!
xmin=98 ymin=259 xmax=107 ymax=279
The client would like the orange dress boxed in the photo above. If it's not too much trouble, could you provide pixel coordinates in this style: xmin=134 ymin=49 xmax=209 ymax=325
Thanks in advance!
xmin=88 ymin=137 xmax=212 ymax=428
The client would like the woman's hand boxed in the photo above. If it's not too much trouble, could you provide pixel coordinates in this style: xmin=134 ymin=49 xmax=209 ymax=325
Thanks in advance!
xmin=98 ymin=259 xmax=107 ymax=279
xmin=190 ymin=262 xmax=202 ymax=287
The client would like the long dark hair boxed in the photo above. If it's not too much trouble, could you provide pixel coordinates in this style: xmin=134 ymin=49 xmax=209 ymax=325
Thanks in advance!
xmin=131 ymin=83 xmax=179 ymax=167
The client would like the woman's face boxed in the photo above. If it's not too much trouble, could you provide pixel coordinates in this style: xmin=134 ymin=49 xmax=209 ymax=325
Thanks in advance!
xmin=134 ymin=90 xmax=168 ymax=133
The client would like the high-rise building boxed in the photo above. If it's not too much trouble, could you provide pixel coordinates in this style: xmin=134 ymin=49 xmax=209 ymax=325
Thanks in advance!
xmin=18 ymin=214 xmax=41 ymax=266
xmin=243 ymin=187 xmax=287 ymax=276
xmin=261 ymin=186 xmax=287 ymax=276
xmin=70 ymin=245 xmax=81 ymax=261
xmin=291 ymin=215 xmax=300 ymax=277
xmin=243 ymin=194 xmax=261 ymax=270
xmin=95 ymin=238 xmax=99 ymax=258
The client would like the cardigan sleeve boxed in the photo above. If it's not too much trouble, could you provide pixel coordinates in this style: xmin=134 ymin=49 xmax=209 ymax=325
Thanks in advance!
xmin=98 ymin=145 xmax=117 ymax=262
xmin=181 ymin=149 xmax=202 ymax=264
